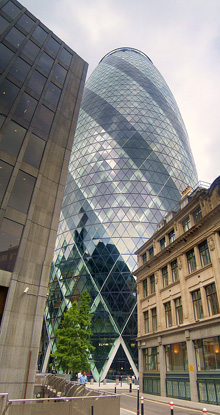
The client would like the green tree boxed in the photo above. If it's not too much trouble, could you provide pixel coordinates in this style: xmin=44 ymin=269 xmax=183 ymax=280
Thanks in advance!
xmin=51 ymin=290 xmax=94 ymax=373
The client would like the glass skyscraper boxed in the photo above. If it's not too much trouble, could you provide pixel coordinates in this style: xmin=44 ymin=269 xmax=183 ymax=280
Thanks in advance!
xmin=43 ymin=48 xmax=198 ymax=380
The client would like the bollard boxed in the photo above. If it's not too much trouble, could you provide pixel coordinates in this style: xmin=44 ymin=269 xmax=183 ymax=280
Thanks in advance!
xmin=91 ymin=405 xmax=94 ymax=415
xmin=141 ymin=396 xmax=144 ymax=415
xmin=137 ymin=386 xmax=140 ymax=415
xmin=203 ymin=409 xmax=208 ymax=415
xmin=170 ymin=401 xmax=174 ymax=415
xmin=129 ymin=380 xmax=132 ymax=393
xmin=115 ymin=384 xmax=117 ymax=394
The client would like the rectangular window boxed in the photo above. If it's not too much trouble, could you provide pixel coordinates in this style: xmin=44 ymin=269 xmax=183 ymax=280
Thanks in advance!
xmin=165 ymin=342 xmax=188 ymax=371
xmin=194 ymin=337 xmax=220 ymax=371
xmin=149 ymin=246 xmax=154 ymax=260
xmin=186 ymin=249 xmax=196 ymax=273
xmin=175 ymin=297 xmax=183 ymax=325
xmin=150 ymin=274 xmax=155 ymax=294
xmin=193 ymin=206 xmax=202 ymax=224
xmin=152 ymin=308 xmax=157 ymax=331
xmin=144 ymin=347 xmax=159 ymax=371
xmin=168 ymin=229 xmax=175 ymax=244
xmin=142 ymin=252 xmax=147 ymax=264
xmin=144 ymin=310 xmax=149 ymax=334
xmin=143 ymin=279 xmax=148 ymax=298
xmin=206 ymin=283 xmax=220 ymax=316
xmin=199 ymin=240 xmax=211 ymax=267
xmin=160 ymin=237 xmax=166 ymax=251
xmin=182 ymin=216 xmax=191 ymax=232
xmin=171 ymin=259 xmax=179 ymax=282
xmin=192 ymin=289 xmax=203 ymax=320
xmin=162 ymin=266 xmax=168 ymax=287
xmin=165 ymin=301 xmax=172 ymax=327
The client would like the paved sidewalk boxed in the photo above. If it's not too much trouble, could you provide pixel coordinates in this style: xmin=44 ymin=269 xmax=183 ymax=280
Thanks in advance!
xmin=86 ymin=381 xmax=220 ymax=414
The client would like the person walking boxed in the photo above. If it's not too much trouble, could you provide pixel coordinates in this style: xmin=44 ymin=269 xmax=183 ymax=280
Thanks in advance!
xmin=79 ymin=371 xmax=88 ymax=386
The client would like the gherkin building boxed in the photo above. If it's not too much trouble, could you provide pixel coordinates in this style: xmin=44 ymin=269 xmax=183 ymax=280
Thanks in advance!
xmin=41 ymin=48 xmax=198 ymax=380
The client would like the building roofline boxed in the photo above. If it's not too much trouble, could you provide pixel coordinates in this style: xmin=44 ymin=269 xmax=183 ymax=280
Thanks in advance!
xmin=99 ymin=47 xmax=153 ymax=64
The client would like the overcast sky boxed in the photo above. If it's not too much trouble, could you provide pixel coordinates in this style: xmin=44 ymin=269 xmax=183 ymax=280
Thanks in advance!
xmin=21 ymin=0 xmax=220 ymax=185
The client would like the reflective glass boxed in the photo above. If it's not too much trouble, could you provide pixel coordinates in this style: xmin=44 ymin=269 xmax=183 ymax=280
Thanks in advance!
xmin=0 ymin=160 xmax=13 ymax=203
xmin=0 ymin=43 xmax=14 ymax=69
xmin=5 ymin=27 xmax=25 ymax=49
xmin=0 ymin=121 xmax=26 ymax=156
xmin=27 ymin=70 xmax=46 ymax=95
xmin=1 ymin=1 xmax=21 ymax=18
xmin=46 ymin=37 xmax=60 ymax=55
xmin=0 ymin=15 xmax=10 ymax=34
xmin=0 ymin=218 xmax=23 ymax=272
xmin=59 ymin=48 xmax=72 ymax=66
xmin=9 ymin=57 xmax=31 ymax=82
xmin=0 ymin=78 xmax=19 ymax=111
xmin=32 ymin=25 xmax=48 ymax=43
xmin=15 ymin=93 xmax=37 ymax=122
xmin=22 ymin=40 xmax=40 ymax=61
xmin=52 ymin=63 xmax=67 ymax=84
xmin=44 ymin=82 xmax=61 ymax=106
xmin=17 ymin=13 xmax=35 ymax=31
xmin=43 ymin=47 xmax=198 ymax=380
xmin=33 ymin=105 xmax=54 ymax=135
xmin=37 ymin=52 xmax=53 ymax=73
xmin=8 ymin=170 xmax=36 ymax=213
xmin=23 ymin=133 xmax=45 ymax=168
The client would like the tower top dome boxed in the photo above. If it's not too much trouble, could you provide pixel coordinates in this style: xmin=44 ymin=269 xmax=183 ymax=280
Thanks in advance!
xmin=99 ymin=47 xmax=153 ymax=64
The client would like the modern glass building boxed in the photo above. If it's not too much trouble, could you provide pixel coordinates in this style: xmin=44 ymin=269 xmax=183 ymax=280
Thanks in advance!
xmin=43 ymin=48 xmax=198 ymax=380
xmin=0 ymin=0 xmax=87 ymax=398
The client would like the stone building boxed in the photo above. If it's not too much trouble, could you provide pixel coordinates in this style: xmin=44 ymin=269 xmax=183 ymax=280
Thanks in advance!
xmin=135 ymin=176 xmax=220 ymax=405
xmin=0 ymin=0 xmax=87 ymax=398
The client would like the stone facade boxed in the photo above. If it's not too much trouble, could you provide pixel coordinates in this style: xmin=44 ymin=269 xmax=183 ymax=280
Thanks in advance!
xmin=135 ymin=176 xmax=220 ymax=404
xmin=0 ymin=0 xmax=87 ymax=399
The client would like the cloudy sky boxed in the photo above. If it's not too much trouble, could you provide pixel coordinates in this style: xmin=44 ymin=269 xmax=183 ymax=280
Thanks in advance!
xmin=21 ymin=0 xmax=220 ymax=185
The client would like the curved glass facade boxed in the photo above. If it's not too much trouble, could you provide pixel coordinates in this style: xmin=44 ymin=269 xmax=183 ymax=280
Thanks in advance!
xmin=43 ymin=48 xmax=198 ymax=379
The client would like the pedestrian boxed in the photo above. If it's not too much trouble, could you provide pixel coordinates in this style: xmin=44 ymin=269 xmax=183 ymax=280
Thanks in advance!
xmin=79 ymin=371 xmax=88 ymax=386
xmin=77 ymin=371 xmax=82 ymax=384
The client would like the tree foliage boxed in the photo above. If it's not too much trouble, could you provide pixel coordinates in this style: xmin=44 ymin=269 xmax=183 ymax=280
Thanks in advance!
xmin=51 ymin=290 xmax=94 ymax=373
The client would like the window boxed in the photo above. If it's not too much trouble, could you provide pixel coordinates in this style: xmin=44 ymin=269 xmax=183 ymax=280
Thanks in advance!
xmin=33 ymin=105 xmax=54 ymax=135
xmin=0 ymin=44 xmax=14 ymax=69
xmin=0 ymin=160 xmax=13 ymax=203
xmin=32 ymin=26 xmax=48 ymax=43
xmin=205 ymin=283 xmax=220 ymax=316
xmin=143 ymin=279 xmax=148 ymax=298
xmin=194 ymin=337 xmax=220 ymax=371
xmin=160 ymin=237 xmax=166 ymax=250
xmin=8 ymin=170 xmax=36 ymax=213
xmin=0 ymin=121 xmax=26 ymax=156
xmin=165 ymin=342 xmax=188 ymax=371
xmin=0 ymin=79 xmax=19 ymax=111
xmin=0 ymin=218 xmax=23 ymax=272
xmin=15 ymin=93 xmax=37 ymax=122
xmin=175 ymin=297 xmax=183 ymax=325
xmin=60 ymin=48 xmax=72 ymax=66
xmin=152 ymin=308 xmax=157 ymax=331
xmin=0 ymin=16 xmax=10 ymax=34
xmin=182 ymin=216 xmax=191 ymax=232
xmin=193 ymin=206 xmax=202 ymax=224
xmin=168 ymin=229 xmax=175 ymax=244
xmin=186 ymin=248 xmax=196 ymax=273
xmin=165 ymin=301 xmax=172 ymax=327
xmin=199 ymin=240 xmax=211 ymax=267
xmin=22 ymin=40 xmax=40 ymax=61
xmin=144 ymin=310 xmax=149 ymax=333
xmin=46 ymin=37 xmax=60 ymax=55
xmin=150 ymin=274 xmax=155 ymax=294
xmin=162 ymin=266 xmax=168 ymax=287
xmin=17 ymin=14 xmax=35 ymax=31
xmin=22 ymin=134 xmax=45 ymax=168
xmin=27 ymin=70 xmax=46 ymax=95
xmin=9 ymin=57 xmax=31 ymax=82
xmin=5 ymin=27 xmax=25 ymax=49
xmin=44 ymin=82 xmax=61 ymax=107
xmin=2 ymin=1 xmax=21 ymax=18
xmin=37 ymin=52 xmax=54 ymax=73
xmin=192 ymin=289 xmax=203 ymax=320
xmin=142 ymin=252 xmax=147 ymax=264
xmin=171 ymin=259 xmax=179 ymax=282
xmin=149 ymin=246 xmax=154 ymax=260
xmin=52 ymin=63 xmax=67 ymax=85
xmin=144 ymin=347 xmax=159 ymax=371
